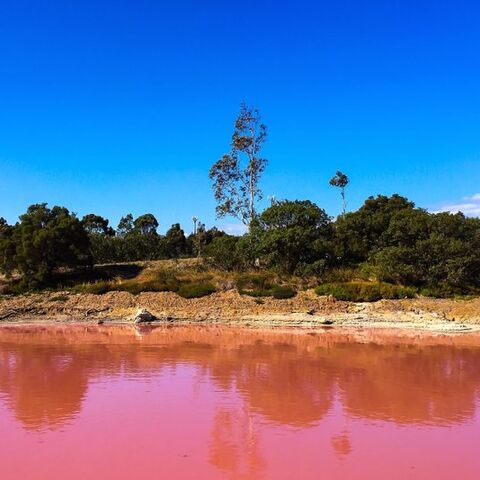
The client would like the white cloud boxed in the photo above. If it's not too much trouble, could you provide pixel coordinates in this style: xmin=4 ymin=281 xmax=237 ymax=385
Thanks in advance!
xmin=433 ymin=193 xmax=480 ymax=217
xmin=217 ymin=223 xmax=248 ymax=235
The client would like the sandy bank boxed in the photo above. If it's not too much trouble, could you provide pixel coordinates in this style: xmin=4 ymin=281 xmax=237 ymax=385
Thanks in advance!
xmin=1 ymin=289 xmax=480 ymax=334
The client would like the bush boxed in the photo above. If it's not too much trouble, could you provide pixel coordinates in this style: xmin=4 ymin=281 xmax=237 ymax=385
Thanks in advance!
xmin=1 ymin=281 xmax=30 ymax=295
xmin=240 ymin=288 xmax=270 ymax=297
xmin=73 ymin=281 xmax=113 ymax=295
xmin=236 ymin=272 xmax=275 ymax=291
xmin=0 ymin=204 xmax=92 ymax=288
xmin=118 ymin=278 xmax=180 ymax=294
xmin=315 ymin=282 xmax=416 ymax=302
xmin=236 ymin=274 xmax=296 ymax=299
xmin=177 ymin=282 xmax=216 ymax=299
xmin=320 ymin=266 xmax=364 ymax=283
xmin=418 ymin=284 xmax=480 ymax=298
xmin=236 ymin=272 xmax=276 ymax=297
xmin=72 ymin=277 xmax=181 ymax=295
xmin=205 ymin=236 xmax=243 ymax=270
xmin=271 ymin=285 xmax=296 ymax=299
xmin=51 ymin=294 xmax=69 ymax=302
xmin=255 ymin=200 xmax=333 ymax=274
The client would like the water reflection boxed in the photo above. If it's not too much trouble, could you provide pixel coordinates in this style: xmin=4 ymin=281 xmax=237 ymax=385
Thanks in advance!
xmin=0 ymin=325 xmax=479 ymax=432
xmin=1 ymin=325 xmax=480 ymax=479
xmin=331 ymin=431 xmax=352 ymax=458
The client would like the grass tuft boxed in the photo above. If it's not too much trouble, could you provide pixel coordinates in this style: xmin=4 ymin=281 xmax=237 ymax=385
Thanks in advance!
xmin=315 ymin=282 xmax=416 ymax=302
xmin=271 ymin=285 xmax=296 ymax=299
xmin=177 ymin=282 xmax=216 ymax=299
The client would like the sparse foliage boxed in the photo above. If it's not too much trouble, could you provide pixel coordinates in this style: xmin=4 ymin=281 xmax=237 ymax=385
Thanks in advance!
xmin=117 ymin=214 xmax=134 ymax=236
xmin=82 ymin=214 xmax=114 ymax=236
xmin=133 ymin=214 xmax=159 ymax=235
xmin=209 ymin=103 xmax=268 ymax=227
xmin=329 ymin=170 xmax=349 ymax=214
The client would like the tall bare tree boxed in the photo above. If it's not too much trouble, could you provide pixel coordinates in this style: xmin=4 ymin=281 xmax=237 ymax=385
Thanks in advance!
xmin=209 ymin=103 xmax=268 ymax=227
xmin=329 ymin=170 xmax=349 ymax=215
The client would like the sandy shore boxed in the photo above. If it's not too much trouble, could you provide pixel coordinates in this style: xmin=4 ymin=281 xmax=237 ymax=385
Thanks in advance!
xmin=1 ymin=289 xmax=480 ymax=334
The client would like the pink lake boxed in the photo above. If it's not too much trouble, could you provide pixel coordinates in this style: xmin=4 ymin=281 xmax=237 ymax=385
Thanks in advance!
xmin=1 ymin=324 xmax=480 ymax=479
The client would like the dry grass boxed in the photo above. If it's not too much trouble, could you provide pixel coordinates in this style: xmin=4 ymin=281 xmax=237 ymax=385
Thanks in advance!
xmin=71 ymin=259 xmax=305 ymax=296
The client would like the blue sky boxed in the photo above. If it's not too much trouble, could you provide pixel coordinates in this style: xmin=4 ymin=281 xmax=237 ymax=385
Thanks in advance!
xmin=1 ymin=0 xmax=480 ymax=233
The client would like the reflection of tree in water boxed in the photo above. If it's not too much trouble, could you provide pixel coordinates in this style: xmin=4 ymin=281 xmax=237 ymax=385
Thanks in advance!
xmin=209 ymin=405 xmax=265 ymax=480
xmin=331 ymin=430 xmax=352 ymax=458
xmin=330 ymin=344 xmax=480 ymax=425
xmin=205 ymin=342 xmax=336 ymax=427
xmin=0 ymin=347 xmax=90 ymax=430
xmin=0 ymin=325 xmax=479 ymax=436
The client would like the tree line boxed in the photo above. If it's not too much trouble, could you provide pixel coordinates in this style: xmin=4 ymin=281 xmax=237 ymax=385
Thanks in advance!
xmin=1 ymin=103 xmax=479 ymax=295
xmin=0 ymin=206 xmax=224 ymax=289
xmin=206 ymin=195 xmax=480 ymax=294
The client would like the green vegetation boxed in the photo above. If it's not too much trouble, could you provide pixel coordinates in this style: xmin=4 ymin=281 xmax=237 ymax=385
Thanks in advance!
xmin=177 ymin=282 xmax=216 ymax=299
xmin=271 ymin=285 xmax=297 ymax=299
xmin=50 ymin=294 xmax=69 ymax=302
xmin=315 ymin=282 xmax=417 ymax=302
xmin=235 ymin=273 xmax=296 ymax=299
xmin=1 ymin=104 xmax=479 ymax=300
xmin=0 ymin=204 xmax=91 ymax=290
xmin=2 ymin=193 xmax=479 ymax=299
xmin=209 ymin=103 xmax=267 ymax=227
xmin=329 ymin=170 xmax=349 ymax=215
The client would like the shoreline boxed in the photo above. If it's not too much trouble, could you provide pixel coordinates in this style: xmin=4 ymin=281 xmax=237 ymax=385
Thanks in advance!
xmin=1 ymin=289 xmax=480 ymax=335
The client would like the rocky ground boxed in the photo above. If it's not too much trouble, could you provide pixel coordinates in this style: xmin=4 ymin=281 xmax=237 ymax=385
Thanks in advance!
xmin=1 ymin=289 xmax=480 ymax=333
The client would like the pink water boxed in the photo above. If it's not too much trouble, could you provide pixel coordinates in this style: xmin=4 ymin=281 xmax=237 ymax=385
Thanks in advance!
xmin=1 ymin=324 xmax=480 ymax=479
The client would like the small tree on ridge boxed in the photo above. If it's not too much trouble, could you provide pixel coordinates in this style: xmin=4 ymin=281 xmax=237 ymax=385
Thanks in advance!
xmin=209 ymin=103 xmax=268 ymax=228
xmin=329 ymin=170 xmax=349 ymax=215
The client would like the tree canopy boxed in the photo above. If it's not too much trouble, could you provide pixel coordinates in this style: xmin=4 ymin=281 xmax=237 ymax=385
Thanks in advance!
xmin=0 ymin=204 xmax=91 ymax=288
xmin=254 ymin=200 xmax=332 ymax=274
xmin=209 ymin=103 xmax=268 ymax=227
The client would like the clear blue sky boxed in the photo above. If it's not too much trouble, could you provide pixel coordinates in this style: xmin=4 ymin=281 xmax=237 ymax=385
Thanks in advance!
xmin=1 ymin=0 xmax=480 ymax=233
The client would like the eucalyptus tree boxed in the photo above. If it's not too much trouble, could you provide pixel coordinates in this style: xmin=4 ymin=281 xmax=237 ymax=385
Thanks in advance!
xmin=133 ymin=214 xmax=159 ymax=235
xmin=117 ymin=214 xmax=134 ymax=236
xmin=209 ymin=103 xmax=268 ymax=228
xmin=329 ymin=170 xmax=349 ymax=215
xmin=82 ymin=214 xmax=114 ymax=236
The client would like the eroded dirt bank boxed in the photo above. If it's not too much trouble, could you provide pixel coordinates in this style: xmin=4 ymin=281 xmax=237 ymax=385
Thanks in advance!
xmin=1 ymin=290 xmax=480 ymax=333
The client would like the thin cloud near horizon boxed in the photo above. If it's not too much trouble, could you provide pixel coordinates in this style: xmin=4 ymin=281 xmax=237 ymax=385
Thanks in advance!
xmin=433 ymin=193 xmax=480 ymax=217
xmin=216 ymin=223 xmax=248 ymax=235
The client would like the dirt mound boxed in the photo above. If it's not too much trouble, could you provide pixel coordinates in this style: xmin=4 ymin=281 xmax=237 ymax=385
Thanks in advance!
xmin=1 ymin=290 xmax=480 ymax=331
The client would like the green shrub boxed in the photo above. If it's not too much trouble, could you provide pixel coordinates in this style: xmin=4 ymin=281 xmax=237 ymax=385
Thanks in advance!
xmin=205 ymin=236 xmax=243 ymax=271
xmin=51 ymin=294 xmax=69 ymax=302
xmin=315 ymin=282 xmax=416 ymax=302
xmin=117 ymin=283 xmax=144 ymax=295
xmin=236 ymin=272 xmax=275 ymax=296
xmin=2 ymin=281 xmax=29 ymax=295
xmin=143 ymin=279 xmax=180 ymax=292
xmin=238 ymin=280 xmax=297 ymax=299
xmin=271 ymin=285 xmax=296 ymax=299
xmin=418 ymin=284 xmax=479 ymax=299
xmin=319 ymin=267 xmax=357 ymax=283
xmin=239 ymin=288 xmax=271 ymax=297
xmin=177 ymin=282 xmax=216 ymax=299
xmin=73 ymin=281 xmax=113 ymax=295
xmin=71 ymin=276 xmax=181 ymax=295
